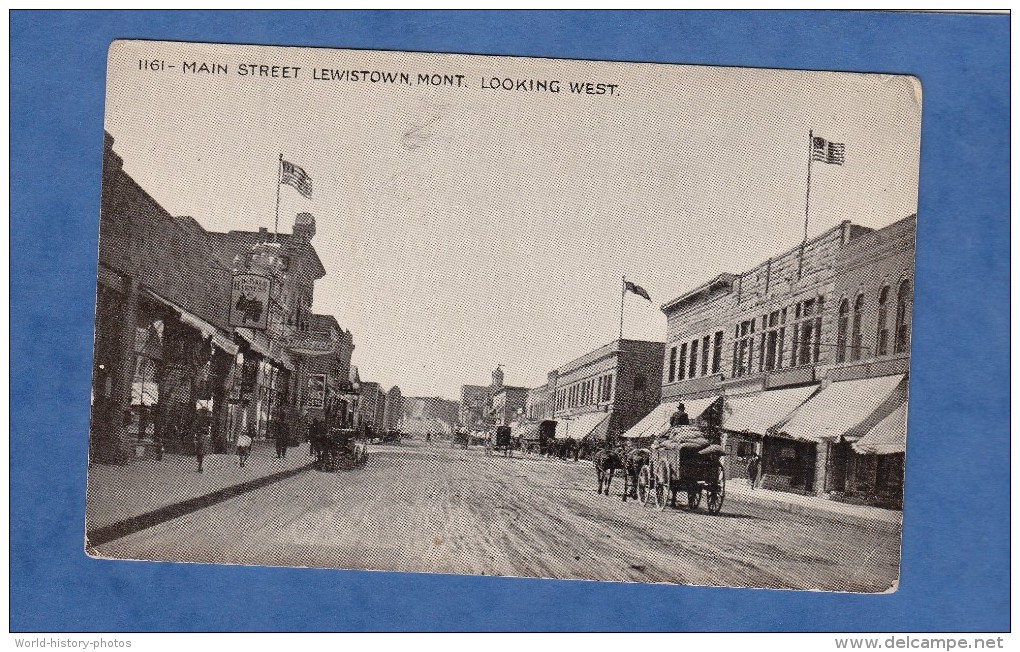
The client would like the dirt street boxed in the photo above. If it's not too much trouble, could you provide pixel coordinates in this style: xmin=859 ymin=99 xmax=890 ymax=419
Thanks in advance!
xmin=95 ymin=442 xmax=901 ymax=592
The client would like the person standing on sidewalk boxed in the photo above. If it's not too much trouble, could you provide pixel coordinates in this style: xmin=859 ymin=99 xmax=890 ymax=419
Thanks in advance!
xmin=747 ymin=453 xmax=762 ymax=490
xmin=237 ymin=426 xmax=253 ymax=468
xmin=669 ymin=403 xmax=690 ymax=428
xmin=194 ymin=423 xmax=208 ymax=473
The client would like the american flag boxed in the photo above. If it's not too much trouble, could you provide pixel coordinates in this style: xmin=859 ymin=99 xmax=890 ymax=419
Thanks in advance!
xmin=811 ymin=136 xmax=845 ymax=166
xmin=280 ymin=159 xmax=313 ymax=198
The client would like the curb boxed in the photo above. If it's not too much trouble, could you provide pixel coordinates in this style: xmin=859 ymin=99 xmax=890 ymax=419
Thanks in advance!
xmin=86 ymin=462 xmax=314 ymax=548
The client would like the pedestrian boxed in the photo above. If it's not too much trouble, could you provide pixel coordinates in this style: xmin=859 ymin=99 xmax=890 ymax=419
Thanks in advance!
xmin=309 ymin=417 xmax=323 ymax=459
xmin=747 ymin=452 xmax=762 ymax=490
xmin=669 ymin=402 xmax=690 ymax=428
xmin=275 ymin=419 xmax=289 ymax=459
xmin=237 ymin=427 xmax=253 ymax=468
xmin=194 ymin=423 xmax=208 ymax=473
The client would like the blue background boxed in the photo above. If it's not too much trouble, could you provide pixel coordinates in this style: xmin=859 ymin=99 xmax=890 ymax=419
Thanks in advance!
xmin=10 ymin=10 xmax=1010 ymax=632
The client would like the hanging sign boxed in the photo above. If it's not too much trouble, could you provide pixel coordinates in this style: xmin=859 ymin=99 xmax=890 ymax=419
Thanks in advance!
xmin=306 ymin=374 xmax=326 ymax=409
xmin=229 ymin=274 xmax=271 ymax=330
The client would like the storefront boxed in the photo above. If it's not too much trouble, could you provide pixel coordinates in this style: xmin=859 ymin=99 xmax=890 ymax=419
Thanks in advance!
xmin=776 ymin=374 xmax=907 ymax=505
xmin=719 ymin=385 xmax=818 ymax=487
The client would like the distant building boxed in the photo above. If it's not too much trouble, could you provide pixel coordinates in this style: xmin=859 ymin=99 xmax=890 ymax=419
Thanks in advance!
xmin=357 ymin=381 xmax=387 ymax=433
xmin=489 ymin=385 xmax=529 ymax=426
xmin=401 ymin=396 xmax=459 ymax=436
xmin=382 ymin=386 xmax=403 ymax=431
xmin=545 ymin=339 xmax=665 ymax=442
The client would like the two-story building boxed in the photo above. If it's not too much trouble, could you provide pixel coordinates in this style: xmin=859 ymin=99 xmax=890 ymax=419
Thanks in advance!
xmin=547 ymin=339 xmax=665 ymax=443
xmin=640 ymin=216 xmax=915 ymax=506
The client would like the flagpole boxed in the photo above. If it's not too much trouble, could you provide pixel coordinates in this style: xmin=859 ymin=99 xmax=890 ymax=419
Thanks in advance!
xmin=619 ymin=276 xmax=626 ymax=342
xmin=799 ymin=129 xmax=814 ymax=279
xmin=273 ymin=153 xmax=282 ymax=243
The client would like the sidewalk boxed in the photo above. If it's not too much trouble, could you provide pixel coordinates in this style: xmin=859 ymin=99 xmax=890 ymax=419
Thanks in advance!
xmin=85 ymin=440 xmax=313 ymax=538
xmin=727 ymin=477 xmax=903 ymax=527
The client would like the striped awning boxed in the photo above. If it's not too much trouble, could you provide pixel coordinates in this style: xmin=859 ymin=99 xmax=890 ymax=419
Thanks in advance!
xmin=776 ymin=375 xmax=906 ymax=443
xmin=145 ymin=290 xmax=238 ymax=356
xmin=555 ymin=411 xmax=609 ymax=440
xmin=722 ymin=385 xmax=819 ymax=436
xmin=853 ymin=403 xmax=908 ymax=455
xmin=621 ymin=396 xmax=720 ymax=439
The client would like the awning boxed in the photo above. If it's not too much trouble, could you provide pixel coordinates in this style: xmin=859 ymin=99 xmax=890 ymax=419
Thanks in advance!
xmin=555 ymin=411 xmax=609 ymax=440
xmin=514 ymin=422 xmax=542 ymax=440
xmin=722 ymin=385 xmax=819 ymax=436
xmin=853 ymin=403 xmax=907 ymax=455
xmin=621 ymin=396 xmax=720 ymax=439
xmin=776 ymin=374 xmax=906 ymax=443
xmin=235 ymin=328 xmax=295 ymax=371
xmin=145 ymin=290 xmax=238 ymax=356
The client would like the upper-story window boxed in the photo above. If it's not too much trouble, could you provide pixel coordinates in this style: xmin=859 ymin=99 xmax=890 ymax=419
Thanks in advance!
xmin=602 ymin=373 xmax=614 ymax=402
xmin=684 ymin=338 xmax=696 ymax=379
xmin=700 ymin=336 xmax=710 ymax=377
xmin=667 ymin=346 xmax=677 ymax=383
xmin=732 ymin=319 xmax=756 ymax=377
xmin=836 ymin=299 xmax=850 ymax=363
xmin=790 ymin=296 xmax=824 ymax=367
xmin=876 ymin=286 xmax=890 ymax=356
xmin=677 ymin=342 xmax=688 ymax=381
xmin=851 ymin=293 xmax=865 ymax=361
xmin=759 ymin=309 xmax=788 ymax=372
xmin=894 ymin=278 xmax=912 ymax=354
xmin=712 ymin=331 xmax=723 ymax=374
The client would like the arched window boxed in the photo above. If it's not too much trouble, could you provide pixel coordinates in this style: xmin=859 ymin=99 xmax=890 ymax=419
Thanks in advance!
xmin=894 ymin=278 xmax=912 ymax=353
xmin=836 ymin=299 xmax=850 ymax=363
xmin=851 ymin=294 xmax=864 ymax=361
xmin=876 ymin=285 xmax=890 ymax=356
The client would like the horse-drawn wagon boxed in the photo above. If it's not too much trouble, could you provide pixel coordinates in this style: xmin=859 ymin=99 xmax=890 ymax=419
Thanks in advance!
xmin=485 ymin=425 xmax=514 ymax=457
xmin=314 ymin=427 xmax=369 ymax=472
xmin=635 ymin=425 xmax=726 ymax=514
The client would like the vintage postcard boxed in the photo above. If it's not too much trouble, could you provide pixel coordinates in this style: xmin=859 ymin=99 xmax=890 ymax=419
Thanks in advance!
xmin=86 ymin=40 xmax=920 ymax=593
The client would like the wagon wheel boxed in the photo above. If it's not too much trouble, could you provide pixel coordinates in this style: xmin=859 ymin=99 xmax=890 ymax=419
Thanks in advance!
xmin=707 ymin=462 xmax=726 ymax=515
xmin=687 ymin=488 xmax=702 ymax=511
xmin=654 ymin=462 xmax=670 ymax=511
xmin=636 ymin=465 xmax=651 ymax=505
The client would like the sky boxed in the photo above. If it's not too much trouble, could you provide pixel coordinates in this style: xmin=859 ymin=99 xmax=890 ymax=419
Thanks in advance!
xmin=104 ymin=41 xmax=921 ymax=400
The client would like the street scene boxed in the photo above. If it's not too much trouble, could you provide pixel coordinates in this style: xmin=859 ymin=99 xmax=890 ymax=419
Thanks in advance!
xmin=92 ymin=440 xmax=901 ymax=592
xmin=87 ymin=41 xmax=920 ymax=592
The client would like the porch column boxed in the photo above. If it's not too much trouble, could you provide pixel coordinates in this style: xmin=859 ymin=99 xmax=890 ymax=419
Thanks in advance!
xmin=104 ymin=277 xmax=139 ymax=464
xmin=813 ymin=440 xmax=830 ymax=497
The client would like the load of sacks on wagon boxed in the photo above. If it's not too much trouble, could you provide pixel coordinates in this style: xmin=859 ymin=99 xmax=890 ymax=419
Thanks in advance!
xmin=650 ymin=425 xmax=726 ymax=457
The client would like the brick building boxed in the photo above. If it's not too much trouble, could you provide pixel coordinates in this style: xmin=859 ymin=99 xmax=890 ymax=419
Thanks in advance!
xmin=91 ymin=133 xmax=356 ymax=464
xmin=543 ymin=339 xmax=665 ymax=443
xmin=637 ymin=216 xmax=915 ymax=505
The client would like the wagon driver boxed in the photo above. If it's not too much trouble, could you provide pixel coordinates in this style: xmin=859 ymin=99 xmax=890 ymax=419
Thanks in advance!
xmin=669 ymin=402 xmax=690 ymax=427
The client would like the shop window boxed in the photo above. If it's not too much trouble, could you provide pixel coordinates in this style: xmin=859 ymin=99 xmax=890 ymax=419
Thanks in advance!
xmin=876 ymin=286 xmax=889 ymax=356
xmin=894 ymin=278 xmax=912 ymax=354
xmin=736 ymin=440 xmax=754 ymax=458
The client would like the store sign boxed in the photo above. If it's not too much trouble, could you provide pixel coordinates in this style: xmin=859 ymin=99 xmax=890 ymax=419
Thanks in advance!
xmin=229 ymin=274 xmax=271 ymax=330
xmin=306 ymin=374 xmax=326 ymax=409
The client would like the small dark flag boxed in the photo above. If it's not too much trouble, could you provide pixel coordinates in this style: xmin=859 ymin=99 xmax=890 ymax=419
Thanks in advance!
xmin=625 ymin=280 xmax=651 ymax=302
xmin=281 ymin=159 xmax=313 ymax=198
xmin=811 ymin=136 xmax=845 ymax=166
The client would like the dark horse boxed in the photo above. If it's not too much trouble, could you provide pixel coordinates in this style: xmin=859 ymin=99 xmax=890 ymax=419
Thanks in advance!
xmin=621 ymin=447 xmax=651 ymax=502
xmin=593 ymin=446 xmax=624 ymax=495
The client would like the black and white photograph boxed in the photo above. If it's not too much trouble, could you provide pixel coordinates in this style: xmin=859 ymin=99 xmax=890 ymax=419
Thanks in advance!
xmin=85 ymin=39 xmax=920 ymax=593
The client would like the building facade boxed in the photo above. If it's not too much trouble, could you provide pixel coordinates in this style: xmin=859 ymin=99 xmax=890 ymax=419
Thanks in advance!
xmin=382 ymin=386 xmax=403 ymax=432
xmin=543 ymin=339 xmax=665 ymax=442
xmin=91 ymin=133 xmax=357 ymax=464
xmin=652 ymin=216 xmax=915 ymax=505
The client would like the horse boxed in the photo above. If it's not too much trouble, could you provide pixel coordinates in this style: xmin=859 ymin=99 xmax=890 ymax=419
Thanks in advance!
xmin=621 ymin=447 xmax=651 ymax=502
xmin=593 ymin=446 xmax=624 ymax=496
